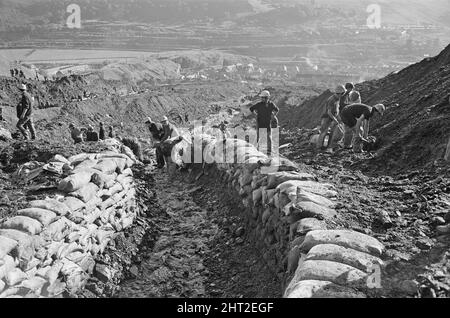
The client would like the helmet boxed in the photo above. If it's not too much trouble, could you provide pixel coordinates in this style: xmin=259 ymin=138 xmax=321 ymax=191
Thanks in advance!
xmin=69 ymin=123 xmax=75 ymax=128
xmin=334 ymin=85 xmax=346 ymax=94
xmin=260 ymin=90 xmax=270 ymax=97
xmin=19 ymin=84 xmax=27 ymax=91
xmin=349 ymin=91 xmax=361 ymax=102
xmin=345 ymin=82 xmax=355 ymax=90
xmin=145 ymin=116 xmax=153 ymax=124
xmin=161 ymin=116 xmax=169 ymax=122
xmin=373 ymin=104 xmax=386 ymax=115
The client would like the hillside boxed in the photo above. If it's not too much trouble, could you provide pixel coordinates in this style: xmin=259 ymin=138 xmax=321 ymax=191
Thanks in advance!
xmin=279 ymin=43 xmax=450 ymax=174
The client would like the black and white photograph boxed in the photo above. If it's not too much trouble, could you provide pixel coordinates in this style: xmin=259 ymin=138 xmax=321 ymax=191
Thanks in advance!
xmin=0 ymin=0 xmax=449 ymax=304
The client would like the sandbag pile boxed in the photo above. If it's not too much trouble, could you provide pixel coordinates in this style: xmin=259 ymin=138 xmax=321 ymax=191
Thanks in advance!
xmin=0 ymin=149 xmax=137 ymax=298
xmin=178 ymin=133 xmax=385 ymax=298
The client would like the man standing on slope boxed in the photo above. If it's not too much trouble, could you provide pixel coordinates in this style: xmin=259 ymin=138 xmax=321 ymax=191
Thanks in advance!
xmin=249 ymin=90 xmax=279 ymax=156
xmin=317 ymin=85 xmax=346 ymax=151
xmin=340 ymin=103 xmax=385 ymax=152
xmin=16 ymin=84 xmax=36 ymax=140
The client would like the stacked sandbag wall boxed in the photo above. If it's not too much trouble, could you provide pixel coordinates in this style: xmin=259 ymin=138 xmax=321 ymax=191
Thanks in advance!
xmin=178 ymin=135 xmax=386 ymax=298
xmin=0 ymin=150 xmax=137 ymax=298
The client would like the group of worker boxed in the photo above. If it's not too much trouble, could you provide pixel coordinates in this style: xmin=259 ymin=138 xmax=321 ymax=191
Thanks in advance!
xmin=317 ymin=82 xmax=385 ymax=153
xmin=68 ymin=122 xmax=115 ymax=144
xmin=10 ymin=69 xmax=25 ymax=79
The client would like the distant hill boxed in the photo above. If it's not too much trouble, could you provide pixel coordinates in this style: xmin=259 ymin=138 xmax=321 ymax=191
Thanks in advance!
xmin=1 ymin=0 xmax=449 ymax=29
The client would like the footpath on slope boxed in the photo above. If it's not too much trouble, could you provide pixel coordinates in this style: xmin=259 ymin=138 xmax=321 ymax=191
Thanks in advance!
xmin=117 ymin=168 xmax=281 ymax=298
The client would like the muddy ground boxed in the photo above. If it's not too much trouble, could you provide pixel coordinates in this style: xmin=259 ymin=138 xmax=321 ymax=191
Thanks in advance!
xmin=116 ymin=168 xmax=280 ymax=298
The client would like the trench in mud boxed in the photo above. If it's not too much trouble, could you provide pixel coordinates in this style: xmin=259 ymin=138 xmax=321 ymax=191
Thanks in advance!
xmin=115 ymin=166 xmax=282 ymax=298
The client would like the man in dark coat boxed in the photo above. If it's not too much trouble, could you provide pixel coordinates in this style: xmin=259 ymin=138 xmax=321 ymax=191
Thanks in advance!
xmin=16 ymin=84 xmax=36 ymax=140
xmin=249 ymin=90 xmax=279 ymax=156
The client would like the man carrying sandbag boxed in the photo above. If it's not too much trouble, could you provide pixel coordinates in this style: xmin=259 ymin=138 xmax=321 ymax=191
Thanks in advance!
xmin=249 ymin=90 xmax=279 ymax=156
xmin=16 ymin=84 xmax=36 ymax=140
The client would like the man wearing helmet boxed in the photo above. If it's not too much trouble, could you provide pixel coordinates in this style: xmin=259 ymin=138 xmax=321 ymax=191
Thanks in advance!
xmin=249 ymin=90 xmax=279 ymax=156
xmin=317 ymin=85 xmax=346 ymax=151
xmin=340 ymin=103 xmax=385 ymax=152
xmin=16 ymin=84 xmax=37 ymax=140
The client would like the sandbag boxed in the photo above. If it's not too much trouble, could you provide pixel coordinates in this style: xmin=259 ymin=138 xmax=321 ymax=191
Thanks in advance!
xmin=85 ymin=197 xmax=102 ymax=212
xmin=277 ymin=180 xmax=337 ymax=200
xmin=266 ymin=172 xmax=316 ymax=189
xmin=63 ymin=196 xmax=86 ymax=213
xmin=285 ymin=201 xmax=337 ymax=219
xmin=65 ymin=251 xmax=85 ymax=264
xmin=93 ymin=159 xmax=118 ymax=174
xmin=41 ymin=279 xmax=66 ymax=298
xmin=50 ymin=155 xmax=70 ymax=165
xmin=252 ymin=188 xmax=263 ymax=205
xmin=56 ymin=242 xmax=84 ymax=260
xmin=103 ymin=183 xmax=123 ymax=198
xmin=297 ymin=218 xmax=326 ymax=235
xmin=58 ymin=170 xmax=95 ymax=193
xmin=20 ymin=276 xmax=47 ymax=293
xmin=300 ymin=230 xmax=385 ymax=257
xmin=4 ymin=268 xmax=28 ymax=286
xmin=285 ymin=280 xmax=366 ymax=298
xmin=0 ymin=235 xmax=18 ymax=259
xmin=305 ymin=244 xmax=384 ymax=272
xmin=0 ymin=255 xmax=16 ymax=280
xmin=17 ymin=208 xmax=57 ymax=226
xmin=68 ymin=153 xmax=96 ymax=165
xmin=21 ymin=257 xmax=40 ymax=272
xmin=40 ymin=217 xmax=77 ymax=242
xmin=120 ymin=145 xmax=137 ymax=163
xmin=121 ymin=168 xmax=133 ymax=177
xmin=84 ymin=208 xmax=102 ymax=224
xmin=0 ymin=229 xmax=38 ymax=265
xmin=111 ymin=158 xmax=127 ymax=173
xmin=72 ymin=159 xmax=98 ymax=171
xmin=45 ymin=261 xmax=63 ymax=285
xmin=296 ymin=190 xmax=335 ymax=209
xmin=91 ymin=171 xmax=117 ymax=189
xmin=70 ymin=183 xmax=100 ymax=203
xmin=61 ymin=259 xmax=87 ymax=294
xmin=293 ymin=260 xmax=367 ymax=286
xmin=29 ymin=199 xmax=70 ymax=216
xmin=1 ymin=216 xmax=43 ymax=235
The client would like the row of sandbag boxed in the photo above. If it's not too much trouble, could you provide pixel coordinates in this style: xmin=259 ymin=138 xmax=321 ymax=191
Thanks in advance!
xmin=179 ymin=134 xmax=385 ymax=298
xmin=0 ymin=150 xmax=137 ymax=298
